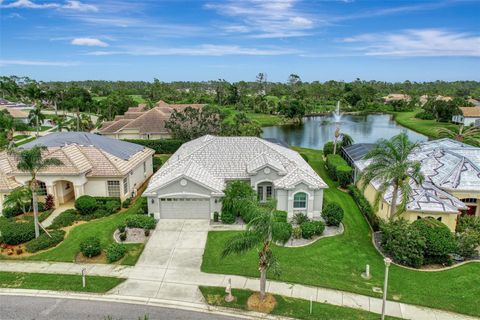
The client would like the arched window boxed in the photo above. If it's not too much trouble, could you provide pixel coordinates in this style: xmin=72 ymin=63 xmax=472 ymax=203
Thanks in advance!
xmin=293 ymin=192 xmax=307 ymax=209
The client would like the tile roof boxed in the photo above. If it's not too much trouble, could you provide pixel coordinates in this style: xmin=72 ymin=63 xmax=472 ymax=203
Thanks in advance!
xmin=459 ymin=107 xmax=480 ymax=117
xmin=354 ymin=138 xmax=480 ymax=213
xmin=0 ymin=106 xmax=29 ymax=118
xmin=144 ymin=135 xmax=327 ymax=195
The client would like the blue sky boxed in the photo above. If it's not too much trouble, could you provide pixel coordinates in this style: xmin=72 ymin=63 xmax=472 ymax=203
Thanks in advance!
xmin=1 ymin=0 xmax=479 ymax=82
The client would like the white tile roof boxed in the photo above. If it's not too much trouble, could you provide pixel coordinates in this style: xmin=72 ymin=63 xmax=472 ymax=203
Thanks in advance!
xmin=144 ymin=135 xmax=327 ymax=195
xmin=355 ymin=138 xmax=479 ymax=213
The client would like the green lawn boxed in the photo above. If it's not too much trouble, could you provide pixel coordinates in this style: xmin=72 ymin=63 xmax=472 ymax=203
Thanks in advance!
xmin=392 ymin=110 xmax=459 ymax=139
xmin=15 ymin=136 xmax=35 ymax=146
xmin=201 ymin=147 xmax=480 ymax=317
xmin=200 ymin=286 xmax=399 ymax=320
xmin=246 ymin=112 xmax=284 ymax=127
xmin=26 ymin=201 xmax=144 ymax=265
xmin=0 ymin=271 xmax=124 ymax=293
xmin=13 ymin=134 xmax=30 ymax=141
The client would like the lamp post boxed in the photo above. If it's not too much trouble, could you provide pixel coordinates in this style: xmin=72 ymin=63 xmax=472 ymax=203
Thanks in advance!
xmin=381 ymin=258 xmax=392 ymax=320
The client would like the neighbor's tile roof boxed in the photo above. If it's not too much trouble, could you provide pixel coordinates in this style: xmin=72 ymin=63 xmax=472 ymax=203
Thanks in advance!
xmin=355 ymin=138 xmax=479 ymax=213
xmin=144 ymin=135 xmax=327 ymax=195
xmin=0 ymin=133 xmax=154 ymax=191
xmin=0 ymin=106 xmax=29 ymax=119
xmin=459 ymin=107 xmax=480 ymax=117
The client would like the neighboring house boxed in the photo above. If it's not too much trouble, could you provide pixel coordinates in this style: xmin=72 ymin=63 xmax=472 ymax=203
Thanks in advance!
xmin=383 ymin=94 xmax=411 ymax=103
xmin=345 ymin=138 xmax=480 ymax=231
xmin=99 ymin=100 xmax=205 ymax=140
xmin=0 ymin=98 xmax=32 ymax=110
xmin=0 ymin=106 xmax=29 ymax=123
xmin=143 ymin=135 xmax=328 ymax=220
xmin=419 ymin=95 xmax=453 ymax=105
xmin=0 ymin=132 xmax=154 ymax=214
xmin=467 ymin=98 xmax=480 ymax=107
xmin=452 ymin=107 xmax=480 ymax=126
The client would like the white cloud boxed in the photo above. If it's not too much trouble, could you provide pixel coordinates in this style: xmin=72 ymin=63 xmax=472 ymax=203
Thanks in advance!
xmin=86 ymin=44 xmax=299 ymax=56
xmin=205 ymin=0 xmax=315 ymax=38
xmin=0 ymin=59 xmax=78 ymax=66
xmin=340 ymin=29 xmax=480 ymax=57
xmin=71 ymin=37 xmax=108 ymax=47
xmin=1 ymin=0 xmax=97 ymax=11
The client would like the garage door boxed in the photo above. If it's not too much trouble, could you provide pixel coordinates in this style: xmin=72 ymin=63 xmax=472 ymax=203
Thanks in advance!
xmin=159 ymin=198 xmax=210 ymax=219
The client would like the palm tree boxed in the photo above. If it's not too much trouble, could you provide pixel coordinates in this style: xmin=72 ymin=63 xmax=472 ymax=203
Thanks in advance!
xmin=360 ymin=133 xmax=424 ymax=220
xmin=438 ymin=125 xmax=480 ymax=146
xmin=3 ymin=186 xmax=32 ymax=215
xmin=222 ymin=204 xmax=286 ymax=301
xmin=1 ymin=111 xmax=16 ymax=149
xmin=9 ymin=145 xmax=63 ymax=238
xmin=341 ymin=133 xmax=354 ymax=147
xmin=28 ymin=104 xmax=46 ymax=137
xmin=53 ymin=116 xmax=69 ymax=132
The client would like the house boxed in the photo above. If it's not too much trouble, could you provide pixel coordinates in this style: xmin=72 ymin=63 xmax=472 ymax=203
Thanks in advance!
xmin=0 ymin=132 xmax=154 ymax=214
xmin=420 ymin=95 xmax=453 ymax=105
xmin=99 ymin=100 xmax=206 ymax=140
xmin=143 ymin=135 xmax=328 ymax=220
xmin=345 ymin=139 xmax=480 ymax=231
xmin=0 ymin=106 xmax=29 ymax=123
xmin=383 ymin=94 xmax=411 ymax=104
xmin=452 ymin=107 xmax=480 ymax=126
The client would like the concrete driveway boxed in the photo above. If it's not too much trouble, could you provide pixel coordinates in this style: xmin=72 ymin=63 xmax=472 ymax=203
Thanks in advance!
xmin=113 ymin=219 xmax=219 ymax=303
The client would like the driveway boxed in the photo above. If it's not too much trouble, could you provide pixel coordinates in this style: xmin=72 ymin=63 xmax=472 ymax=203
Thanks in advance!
xmin=113 ymin=219 xmax=222 ymax=303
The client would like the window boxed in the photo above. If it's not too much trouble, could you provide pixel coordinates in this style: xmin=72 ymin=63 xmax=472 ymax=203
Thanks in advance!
xmin=123 ymin=177 xmax=129 ymax=195
xmin=257 ymin=186 xmax=263 ymax=201
xmin=293 ymin=192 xmax=307 ymax=209
xmin=36 ymin=181 xmax=47 ymax=196
xmin=461 ymin=198 xmax=477 ymax=204
xmin=143 ymin=161 xmax=147 ymax=174
xmin=257 ymin=182 xmax=273 ymax=202
xmin=107 ymin=181 xmax=120 ymax=197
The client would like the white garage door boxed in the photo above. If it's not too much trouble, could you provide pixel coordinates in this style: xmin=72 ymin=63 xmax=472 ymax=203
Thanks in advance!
xmin=159 ymin=198 xmax=210 ymax=219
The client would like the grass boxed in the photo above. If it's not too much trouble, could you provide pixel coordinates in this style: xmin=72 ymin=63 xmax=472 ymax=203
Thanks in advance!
xmin=246 ymin=112 xmax=284 ymax=127
xmin=201 ymin=147 xmax=480 ymax=317
xmin=200 ymin=286 xmax=399 ymax=320
xmin=25 ymin=200 xmax=145 ymax=265
xmin=15 ymin=136 xmax=35 ymax=146
xmin=13 ymin=134 xmax=30 ymax=141
xmin=0 ymin=271 xmax=124 ymax=293
xmin=392 ymin=109 xmax=459 ymax=139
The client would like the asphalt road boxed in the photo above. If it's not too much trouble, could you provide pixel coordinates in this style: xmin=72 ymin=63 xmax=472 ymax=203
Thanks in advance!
xmin=0 ymin=295 xmax=241 ymax=320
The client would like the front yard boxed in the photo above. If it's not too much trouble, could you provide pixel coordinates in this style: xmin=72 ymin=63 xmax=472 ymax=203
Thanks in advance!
xmin=201 ymin=147 xmax=480 ymax=317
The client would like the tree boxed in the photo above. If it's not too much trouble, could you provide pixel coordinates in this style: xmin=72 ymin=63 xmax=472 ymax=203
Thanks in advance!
xmin=222 ymin=204 xmax=287 ymax=301
xmin=341 ymin=133 xmax=354 ymax=147
xmin=165 ymin=106 xmax=223 ymax=141
xmin=10 ymin=145 xmax=63 ymax=238
xmin=0 ymin=110 xmax=17 ymax=149
xmin=360 ymin=133 xmax=424 ymax=220
xmin=53 ymin=116 xmax=69 ymax=132
xmin=28 ymin=103 xmax=46 ymax=137
xmin=3 ymin=186 xmax=32 ymax=215
xmin=278 ymin=99 xmax=306 ymax=123
xmin=438 ymin=125 xmax=480 ymax=146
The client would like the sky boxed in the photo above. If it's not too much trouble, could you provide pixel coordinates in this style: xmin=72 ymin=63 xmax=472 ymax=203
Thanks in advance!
xmin=0 ymin=0 xmax=479 ymax=82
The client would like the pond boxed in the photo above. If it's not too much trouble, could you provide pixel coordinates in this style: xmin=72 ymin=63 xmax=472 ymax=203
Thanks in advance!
xmin=261 ymin=113 xmax=427 ymax=149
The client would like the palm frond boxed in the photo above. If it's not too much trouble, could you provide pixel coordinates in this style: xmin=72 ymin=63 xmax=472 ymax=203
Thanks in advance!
xmin=221 ymin=232 xmax=260 ymax=258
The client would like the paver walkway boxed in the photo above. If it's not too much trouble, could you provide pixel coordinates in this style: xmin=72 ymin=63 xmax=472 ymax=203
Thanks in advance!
xmin=0 ymin=219 xmax=477 ymax=320
xmin=42 ymin=201 xmax=75 ymax=228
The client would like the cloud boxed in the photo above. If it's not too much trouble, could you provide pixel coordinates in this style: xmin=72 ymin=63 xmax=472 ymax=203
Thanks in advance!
xmin=71 ymin=37 xmax=108 ymax=47
xmin=205 ymin=0 xmax=315 ymax=38
xmin=339 ymin=29 xmax=480 ymax=57
xmin=1 ymin=0 xmax=97 ymax=11
xmin=0 ymin=59 xmax=78 ymax=66
xmin=86 ymin=44 xmax=299 ymax=56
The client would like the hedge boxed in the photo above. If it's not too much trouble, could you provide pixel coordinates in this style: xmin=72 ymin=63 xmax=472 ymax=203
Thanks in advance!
xmin=273 ymin=210 xmax=288 ymax=223
xmin=326 ymin=154 xmax=352 ymax=186
xmin=2 ymin=206 xmax=24 ymax=218
xmin=106 ymin=243 xmax=127 ymax=263
xmin=300 ymin=221 xmax=316 ymax=239
xmin=124 ymin=139 xmax=183 ymax=154
xmin=1 ymin=221 xmax=36 ymax=245
xmin=80 ymin=237 xmax=102 ymax=258
xmin=322 ymin=202 xmax=344 ymax=226
xmin=25 ymin=230 xmax=65 ymax=253
xmin=273 ymin=222 xmax=292 ymax=243
xmin=93 ymin=197 xmax=121 ymax=205
xmin=348 ymin=185 xmax=380 ymax=231
xmin=126 ymin=215 xmax=156 ymax=229
xmin=49 ymin=209 xmax=79 ymax=229
xmin=75 ymin=195 xmax=98 ymax=215
xmin=323 ymin=141 xmax=334 ymax=157
xmin=412 ymin=218 xmax=456 ymax=264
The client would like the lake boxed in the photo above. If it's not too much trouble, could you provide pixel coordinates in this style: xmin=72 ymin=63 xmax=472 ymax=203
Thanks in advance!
xmin=261 ymin=114 xmax=427 ymax=149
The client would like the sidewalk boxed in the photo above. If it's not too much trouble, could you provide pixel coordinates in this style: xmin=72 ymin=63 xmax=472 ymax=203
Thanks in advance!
xmin=0 ymin=260 xmax=476 ymax=320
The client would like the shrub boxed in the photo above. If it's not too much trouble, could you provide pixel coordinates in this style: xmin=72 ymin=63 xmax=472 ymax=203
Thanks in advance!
xmin=37 ymin=202 xmax=46 ymax=212
xmin=412 ymin=218 xmax=456 ymax=264
xmin=79 ymin=237 xmax=101 ymax=258
xmin=322 ymin=202 xmax=344 ymax=226
xmin=2 ymin=206 xmax=23 ymax=218
xmin=292 ymin=226 xmax=302 ymax=239
xmin=456 ymin=215 xmax=480 ymax=233
xmin=38 ymin=209 xmax=54 ymax=222
xmin=273 ymin=210 xmax=288 ymax=223
xmin=381 ymin=219 xmax=426 ymax=268
xmin=49 ymin=209 xmax=79 ymax=229
xmin=25 ymin=230 xmax=65 ymax=253
xmin=106 ymin=243 xmax=126 ymax=263
xmin=118 ymin=224 xmax=126 ymax=233
xmin=45 ymin=194 xmax=55 ymax=210
xmin=123 ymin=139 xmax=183 ymax=154
xmin=126 ymin=215 xmax=156 ymax=229
xmin=336 ymin=165 xmax=352 ymax=188
xmin=122 ymin=198 xmax=131 ymax=208
xmin=144 ymin=229 xmax=150 ymax=237
xmin=456 ymin=230 xmax=480 ymax=258
xmin=213 ymin=211 xmax=219 ymax=222
xmin=293 ymin=213 xmax=309 ymax=225
xmin=326 ymin=154 xmax=351 ymax=183
xmin=300 ymin=221 xmax=316 ymax=239
xmin=300 ymin=153 xmax=309 ymax=162
xmin=323 ymin=141 xmax=334 ymax=157
xmin=221 ymin=181 xmax=257 ymax=223
xmin=221 ymin=211 xmax=236 ymax=224
xmin=1 ymin=221 xmax=36 ymax=245
xmin=92 ymin=208 xmax=109 ymax=219
xmin=138 ymin=197 xmax=148 ymax=215
xmin=75 ymin=195 xmax=98 ymax=215
xmin=348 ymin=185 xmax=380 ymax=231
xmin=105 ymin=200 xmax=121 ymax=214
xmin=94 ymin=197 xmax=121 ymax=205
xmin=273 ymin=222 xmax=293 ymax=243
xmin=415 ymin=111 xmax=435 ymax=120
xmin=119 ymin=232 xmax=127 ymax=241
xmin=312 ymin=220 xmax=325 ymax=235
xmin=153 ymin=157 xmax=163 ymax=171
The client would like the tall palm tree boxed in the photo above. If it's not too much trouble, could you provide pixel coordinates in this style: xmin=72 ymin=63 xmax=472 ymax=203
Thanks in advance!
xmin=28 ymin=104 xmax=46 ymax=137
xmin=222 ymin=204 xmax=286 ymax=301
xmin=9 ymin=145 xmax=63 ymax=238
xmin=341 ymin=133 xmax=354 ymax=147
xmin=53 ymin=116 xmax=69 ymax=132
xmin=360 ymin=133 xmax=424 ymax=220
xmin=438 ymin=125 xmax=480 ymax=146
xmin=1 ymin=111 xmax=16 ymax=149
